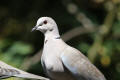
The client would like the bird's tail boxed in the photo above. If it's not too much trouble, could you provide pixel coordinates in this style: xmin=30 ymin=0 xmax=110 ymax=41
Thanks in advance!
xmin=14 ymin=71 xmax=49 ymax=80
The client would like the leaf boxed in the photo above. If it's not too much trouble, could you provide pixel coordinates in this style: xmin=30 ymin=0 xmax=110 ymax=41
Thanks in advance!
xmin=103 ymin=40 xmax=114 ymax=56
xmin=113 ymin=21 xmax=120 ymax=36
xmin=0 ymin=39 xmax=12 ymax=50
xmin=7 ymin=41 xmax=34 ymax=55
xmin=78 ymin=42 xmax=90 ymax=54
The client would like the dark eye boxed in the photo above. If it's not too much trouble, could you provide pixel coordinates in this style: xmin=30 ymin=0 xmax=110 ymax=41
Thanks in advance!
xmin=43 ymin=20 xmax=47 ymax=24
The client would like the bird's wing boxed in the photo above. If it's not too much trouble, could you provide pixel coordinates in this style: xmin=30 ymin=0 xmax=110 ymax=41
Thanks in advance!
xmin=61 ymin=46 xmax=106 ymax=80
xmin=0 ymin=61 xmax=49 ymax=80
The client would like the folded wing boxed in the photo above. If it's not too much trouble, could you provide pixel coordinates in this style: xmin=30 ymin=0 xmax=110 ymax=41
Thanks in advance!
xmin=61 ymin=46 xmax=106 ymax=80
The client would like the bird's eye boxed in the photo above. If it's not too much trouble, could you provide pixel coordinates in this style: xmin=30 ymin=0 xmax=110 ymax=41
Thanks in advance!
xmin=43 ymin=20 xmax=47 ymax=24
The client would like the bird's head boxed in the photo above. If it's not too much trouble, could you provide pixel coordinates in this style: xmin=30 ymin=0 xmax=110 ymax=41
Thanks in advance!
xmin=32 ymin=17 xmax=58 ymax=34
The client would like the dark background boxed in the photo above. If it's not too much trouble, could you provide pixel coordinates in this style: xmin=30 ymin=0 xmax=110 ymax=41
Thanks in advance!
xmin=0 ymin=0 xmax=120 ymax=80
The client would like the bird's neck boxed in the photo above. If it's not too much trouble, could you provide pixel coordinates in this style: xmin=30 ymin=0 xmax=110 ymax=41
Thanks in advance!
xmin=44 ymin=32 xmax=60 ymax=41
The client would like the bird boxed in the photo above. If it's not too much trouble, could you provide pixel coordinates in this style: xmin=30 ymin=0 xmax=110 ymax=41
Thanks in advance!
xmin=32 ymin=17 xmax=106 ymax=80
xmin=0 ymin=61 xmax=49 ymax=80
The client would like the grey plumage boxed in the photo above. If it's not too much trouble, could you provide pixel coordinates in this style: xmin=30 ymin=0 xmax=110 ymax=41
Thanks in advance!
xmin=0 ymin=61 xmax=49 ymax=80
xmin=32 ymin=17 xmax=106 ymax=80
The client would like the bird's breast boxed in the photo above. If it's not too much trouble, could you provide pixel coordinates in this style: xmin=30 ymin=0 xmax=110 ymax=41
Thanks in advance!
xmin=43 ymin=56 xmax=64 ymax=72
xmin=42 ymin=58 xmax=76 ymax=80
xmin=42 ymin=39 xmax=76 ymax=80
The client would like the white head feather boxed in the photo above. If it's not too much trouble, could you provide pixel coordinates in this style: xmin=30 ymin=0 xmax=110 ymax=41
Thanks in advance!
xmin=32 ymin=17 xmax=60 ymax=38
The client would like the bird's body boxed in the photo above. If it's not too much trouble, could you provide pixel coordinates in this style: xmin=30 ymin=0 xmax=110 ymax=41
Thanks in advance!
xmin=41 ymin=36 xmax=75 ymax=80
xmin=41 ymin=35 xmax=105 ymax=80
xmin=32 ymin=17 xmax=106 ymax=80
xmin=0 ymin=61 xmax=49 ymax=80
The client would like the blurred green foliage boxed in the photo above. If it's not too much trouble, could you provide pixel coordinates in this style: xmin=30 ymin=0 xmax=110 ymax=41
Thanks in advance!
xmin=0 ymin=40 xmax=33 ymax=67
xmin=0 ymin=0 xmax=120 ymax=80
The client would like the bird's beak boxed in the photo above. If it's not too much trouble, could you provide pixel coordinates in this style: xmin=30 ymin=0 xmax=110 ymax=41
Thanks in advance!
xmin=31 ymin=26 xmax=37 ymax=32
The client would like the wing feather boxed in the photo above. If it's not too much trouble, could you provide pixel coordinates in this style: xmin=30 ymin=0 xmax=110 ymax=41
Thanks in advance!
xmin=61 ymin=46 xmax=106 ymax=80
xmin=0 ymin=61 xmax=49 ymax=80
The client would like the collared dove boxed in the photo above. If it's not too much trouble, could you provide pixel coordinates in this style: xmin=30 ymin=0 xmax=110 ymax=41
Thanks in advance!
xmin=32 ymin=17 xmax=106 ymax=80
xmin=0 ymin=61 xmax=49 ymax=80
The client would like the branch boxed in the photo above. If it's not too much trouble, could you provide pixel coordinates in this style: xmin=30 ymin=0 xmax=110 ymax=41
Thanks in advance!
xmin=88 ymin=2 xmax=116 ymax=63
